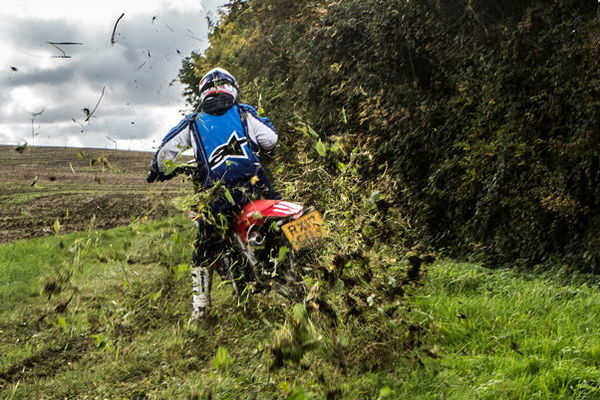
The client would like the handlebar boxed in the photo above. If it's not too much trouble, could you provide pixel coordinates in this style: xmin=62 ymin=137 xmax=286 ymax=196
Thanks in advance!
xmin=172 ymin=165 xmax=197 ymax=176
xmin=148 ymin=162 xmax=199 ymax=183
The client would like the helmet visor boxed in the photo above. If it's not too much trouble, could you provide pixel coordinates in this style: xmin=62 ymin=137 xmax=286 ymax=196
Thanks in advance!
xmin=199 ymin=82 xmax=238 ymax=105
xmin=199 ymin=79 xmax=235 ymax=94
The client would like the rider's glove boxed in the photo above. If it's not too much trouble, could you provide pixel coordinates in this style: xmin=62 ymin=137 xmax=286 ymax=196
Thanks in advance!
xmin=146 ymin=168 xmax=160 ymax=183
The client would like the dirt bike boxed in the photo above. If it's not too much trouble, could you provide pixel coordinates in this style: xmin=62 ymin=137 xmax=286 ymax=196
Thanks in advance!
xmin=176 ymin=164 xmax=326 ymax=303
xmin=222 ymin=199 xmax=325 ymax=302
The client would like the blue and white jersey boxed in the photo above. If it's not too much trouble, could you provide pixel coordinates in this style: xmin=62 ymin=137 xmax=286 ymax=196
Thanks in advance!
xmin=152 ymin=104 xmax=278 ymax=188
xmin=192 ymin=106 xmax=259 ymax=184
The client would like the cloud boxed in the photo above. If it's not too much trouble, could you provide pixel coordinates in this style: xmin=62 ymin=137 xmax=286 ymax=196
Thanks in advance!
xmin=5 ymin=66 xmax=76 ymax=87
xmin=4 ymin=18 xmax=80 ymax=47
xmin=1 ymin=0 xmax=225 ymax=150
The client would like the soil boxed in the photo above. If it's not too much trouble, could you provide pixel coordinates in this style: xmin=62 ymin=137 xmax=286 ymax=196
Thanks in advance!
xmin=0 ymin=145 xmax=191 ymax=242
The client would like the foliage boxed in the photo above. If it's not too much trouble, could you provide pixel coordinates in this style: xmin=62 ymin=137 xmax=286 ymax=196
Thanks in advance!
xmin=212 ymin=346 xmax=233 ymax=371
xmin=180 ymin=0 xmax=600 ymax=271
xmin=14 ymin=142 xmax=28 ymax=153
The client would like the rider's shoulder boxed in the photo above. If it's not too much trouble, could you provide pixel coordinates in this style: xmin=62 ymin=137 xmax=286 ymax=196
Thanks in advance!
xmin=238 ymin=104 xmax=277 ymax=133
xmin=238 ymin=103 xmax=260 ymax=116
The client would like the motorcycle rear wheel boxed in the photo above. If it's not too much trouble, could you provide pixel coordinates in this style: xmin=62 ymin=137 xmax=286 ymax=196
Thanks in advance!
xmin=228 ymin=228 xmax=307 ymax=303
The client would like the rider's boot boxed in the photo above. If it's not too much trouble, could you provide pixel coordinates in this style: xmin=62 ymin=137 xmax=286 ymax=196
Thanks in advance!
xmin=190 ymin=266 xmax=213 ymax=321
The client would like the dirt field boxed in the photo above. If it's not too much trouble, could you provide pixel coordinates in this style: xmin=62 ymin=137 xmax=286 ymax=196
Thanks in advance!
xmin=0 ymin=145 xmax=191 ymax=242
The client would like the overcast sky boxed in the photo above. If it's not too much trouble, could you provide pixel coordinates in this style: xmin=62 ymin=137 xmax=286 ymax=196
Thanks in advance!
xmin=1 ymin=0 xmax=224 ymax=151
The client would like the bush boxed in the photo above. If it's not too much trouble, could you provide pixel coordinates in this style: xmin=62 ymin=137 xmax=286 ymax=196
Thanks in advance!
xmin=180 ymin=0 xmax=600 ymax=271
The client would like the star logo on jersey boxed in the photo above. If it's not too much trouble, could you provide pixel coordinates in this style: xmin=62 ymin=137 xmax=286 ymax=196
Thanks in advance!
xmin=208 ymin=131 xmax=249 ymax=170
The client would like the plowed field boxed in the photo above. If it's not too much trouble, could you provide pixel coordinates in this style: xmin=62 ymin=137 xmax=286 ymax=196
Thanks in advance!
xmin=0 ymin=145 xmax=190 ymax=242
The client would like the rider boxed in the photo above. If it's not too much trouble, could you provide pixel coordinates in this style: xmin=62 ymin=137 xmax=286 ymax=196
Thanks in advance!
xmin=147 ymin=67 xmax=280 ymax=320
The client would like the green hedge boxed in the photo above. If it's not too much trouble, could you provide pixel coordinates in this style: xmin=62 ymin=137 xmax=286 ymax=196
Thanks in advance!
xmin=180 ymin=0 xmax=600 ymax=271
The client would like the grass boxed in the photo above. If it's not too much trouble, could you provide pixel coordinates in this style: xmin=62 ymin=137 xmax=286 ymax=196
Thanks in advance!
xmin=398 ymin=262 xmax=600 ymax=399
xmin=0 ymin=217 xmax=195 ymax=397
xmin=0 ymin=234 xmax=89 ymax=312
xmin=3 ymin=217 xmax=600 ymax=399
xmin=0 ymin=208 xmax=419 ymax=399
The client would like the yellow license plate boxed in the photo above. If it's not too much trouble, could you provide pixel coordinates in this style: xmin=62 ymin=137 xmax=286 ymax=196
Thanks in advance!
xmin=282 ymin=210 xmax=327 ymax=251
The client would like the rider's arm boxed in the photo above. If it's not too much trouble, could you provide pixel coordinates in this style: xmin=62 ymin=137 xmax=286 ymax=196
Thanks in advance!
xmin=150 ymin=117 xmax=193 ymax=175
xmin=246 ymin=114 xmax=278 ymax=151
xmin=239 ymin=105 xmax=278 ymax=151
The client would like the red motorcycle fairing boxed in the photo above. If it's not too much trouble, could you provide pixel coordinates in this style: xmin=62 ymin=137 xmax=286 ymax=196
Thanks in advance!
xmin=233 ymin=199 xmax=304 ymax=243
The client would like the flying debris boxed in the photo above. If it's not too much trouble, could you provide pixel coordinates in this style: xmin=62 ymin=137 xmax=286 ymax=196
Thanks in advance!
xmin=164 ymin=21 xmax=175 ymax=33
xmin=186 ymin=29 xmax=205 ymax=42
xmin=46 ymin=42 xmax=83 ymax=58
xmin=10 ymin=66 xmax=18 ymax=71
xmin=152 ymin=16 xmax=157 ymax=23
xmin=147 ymin=50 xmax=151 ymax=57
xmin=84 ymin=87 xmax=106 ymax=122
xmin=27 ymin=107 xmax=46 ymax=147
xmin=30 ymin=108 xmax=45 ymax=118
xmin=73 ymin=87 xmax=106 ymax=131
xmin=111 ymin=13 xmax=125 ymax=45
xmin=15 ymin=143 xmax=29 ymax=153
xmin=176 ymin=49 xmax=181 ymax=55
xmin=54 ymin=295 xmax=73 ymax=313
xmin=73 ymin=124 xmax=83 ymax=133
xmin=106 ymin=136 xmax=117 ymax=150
xmin=169 ymin=79 xmax=177 ymax=87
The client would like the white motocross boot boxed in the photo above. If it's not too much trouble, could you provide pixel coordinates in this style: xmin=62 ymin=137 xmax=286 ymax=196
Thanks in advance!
xmin=190 ymin=266 xmax=212 ymax=321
